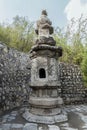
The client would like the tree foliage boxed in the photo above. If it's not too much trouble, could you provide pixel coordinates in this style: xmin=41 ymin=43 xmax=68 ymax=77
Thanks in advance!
xmin=81 ymin=47 xmax=87 ymax=86
xmin=0 ymin=15 xmax=35 ymax=52
xmin=54 ymin=16 xmax=87 ymax=85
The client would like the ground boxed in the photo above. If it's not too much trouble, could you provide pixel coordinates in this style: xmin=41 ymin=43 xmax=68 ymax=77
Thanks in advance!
xmin=0 ymin=104 xmax=87 ymax=130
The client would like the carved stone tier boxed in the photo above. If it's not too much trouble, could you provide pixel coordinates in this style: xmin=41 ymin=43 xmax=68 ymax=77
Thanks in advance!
xmin=30 ymin=81 xmax=61 ymax=88
xmin=35 ymin=36 xmax=56 ymax=46
xmin=29 ymin=97 xmax=63 ymax=108
xmin=30 ymin=45 xmax=62 ymax=59
xmin=31 ymin=44 xmax=62 ymax=52
xmin=29 ymin=107 xmax=61 ymax=116
xmin=30 ymin=88 xmax=61 ymax=97
xmin=30 ymin=57 xmax=60 ymax=87
xmin=29 ymin=87 xmax=62 ymax=115
xmin=23 ymin=110 xmax=68 ymax=124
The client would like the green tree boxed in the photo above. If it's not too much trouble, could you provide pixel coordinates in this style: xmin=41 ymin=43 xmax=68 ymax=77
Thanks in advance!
xmin=54 ymin=16 xmax=87 ymax=66
xmin=0 ymin=23 xmax=11 ymax=44
xmin=81 ymin=48 xmax=87 ymax=86
xmin=54 ymin=27 xmax=72 ymax=63
xmin=0 ymin=15 xmax=35 ymax=52
xmin=10 ymin=15 xmax=35 ymax=52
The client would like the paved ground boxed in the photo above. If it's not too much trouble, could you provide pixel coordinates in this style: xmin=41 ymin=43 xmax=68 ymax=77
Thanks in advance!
xmin=0 ymin=104 xmax=87 ymax=130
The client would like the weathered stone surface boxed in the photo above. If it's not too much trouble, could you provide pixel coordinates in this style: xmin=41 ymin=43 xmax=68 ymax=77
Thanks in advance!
xmin=30 ymin=57 xmax=60 ymax=87
xmin=35 ymin=10 xmax=53 ymax=36
xmin=35 ymin=36 xmax=56 ymax=46
xmin=59 ymin=63 xmax=87 ymax=104
xmin=0 ymin=42 xmax=87 ymax=114
xmin=7 ymin=116 xmax=16 ymax=121
xmin=61 ymin=127 xmax=78 ymax=130
xmin=29 ymin=10 xmax=63 ymax=118
xmin=29 ymin=97 xmax=63 ymax=108
xmin=30 ymin=107 xmax=61 ymax=116
xmin=23 ymin=123 xmax=37 ymax=130
xmin=48 ymin=125 xmax=60 ymax=130
xmin=30 ymin=45 xmax=62 ymax=58
xmin=0 ymin=105 xmax=87 ymax=130
xmin=11 ymin=124 xmax=23 ymax=129
xmin=0 ymin=43 xmax=31 ymax=112
xmin=1 ymin=124 xmax=11 ymax=130
xmin=23 ymin=110 xmax=68 ymax=124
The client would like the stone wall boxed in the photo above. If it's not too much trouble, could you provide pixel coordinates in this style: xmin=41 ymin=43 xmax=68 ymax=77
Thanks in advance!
xmin=0 ymin=43 xmax=31 ymax=112
xmin=59 ymin=63 xmax=87 ymax=104
xmin=0 ymin=43 xmax=87 ymax=113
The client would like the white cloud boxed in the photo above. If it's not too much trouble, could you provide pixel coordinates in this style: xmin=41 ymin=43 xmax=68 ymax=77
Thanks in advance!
xmin=64 ymin=0 xmax=87 ymax=20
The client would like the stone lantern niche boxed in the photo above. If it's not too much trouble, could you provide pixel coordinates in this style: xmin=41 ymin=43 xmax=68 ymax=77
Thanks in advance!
xmin=23 ymin=10 xmax=68 ymax=124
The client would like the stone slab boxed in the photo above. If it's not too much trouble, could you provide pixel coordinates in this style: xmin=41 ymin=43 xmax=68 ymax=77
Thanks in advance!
xmin=48 ymin=125 xmax=60 ymax=130
xmin=1 ymin=124 xmax=11 ymax=130
xmin=62 ymin=128 xmax=78 ymax=130
xmin=11 ymin=124 xmax=23 ymax=129
xmin=7 ymin=116 xmax=16 ymax=121
xmin=23 ymin=123 xmax=37 ymax=130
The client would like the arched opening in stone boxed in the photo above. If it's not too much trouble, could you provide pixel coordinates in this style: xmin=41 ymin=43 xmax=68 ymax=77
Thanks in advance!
xmin=39 ymin=68 xmax=46 ymax=78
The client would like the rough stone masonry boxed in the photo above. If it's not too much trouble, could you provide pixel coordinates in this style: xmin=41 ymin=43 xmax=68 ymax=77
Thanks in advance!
xmin=0 ymin=42 xmax=87 ymax=114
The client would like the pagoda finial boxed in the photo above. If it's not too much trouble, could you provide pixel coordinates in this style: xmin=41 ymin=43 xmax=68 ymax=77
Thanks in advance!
xmin=41 ymin=10 xmax=48 ymax=16
xmin=35 ymin=10 xmax=53 ymax=36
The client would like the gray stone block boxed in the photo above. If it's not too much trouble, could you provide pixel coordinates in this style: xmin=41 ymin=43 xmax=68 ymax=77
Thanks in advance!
xmin=48 ymin=125 xmax=60 ymax=130
xmin=2 ymin=124 xmax=11 ymax=130
xmin=23 ymin=123 xmax=37 ymax=130
xmin=11 ymin=124 xmax=23 ymax=129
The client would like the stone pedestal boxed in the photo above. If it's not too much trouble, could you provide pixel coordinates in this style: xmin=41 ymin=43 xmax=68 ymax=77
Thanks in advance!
xmin=23 ymin=109 xmax=67 ymax=124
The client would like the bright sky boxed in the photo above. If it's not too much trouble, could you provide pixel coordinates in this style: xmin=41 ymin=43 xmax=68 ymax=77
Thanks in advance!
xmin=0 ymin=0 xmax=87 ymax=28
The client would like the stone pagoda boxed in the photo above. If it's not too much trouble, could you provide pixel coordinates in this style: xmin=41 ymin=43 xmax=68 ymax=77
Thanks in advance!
xmin=23 ymin=10 xmax=67 ymax=124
